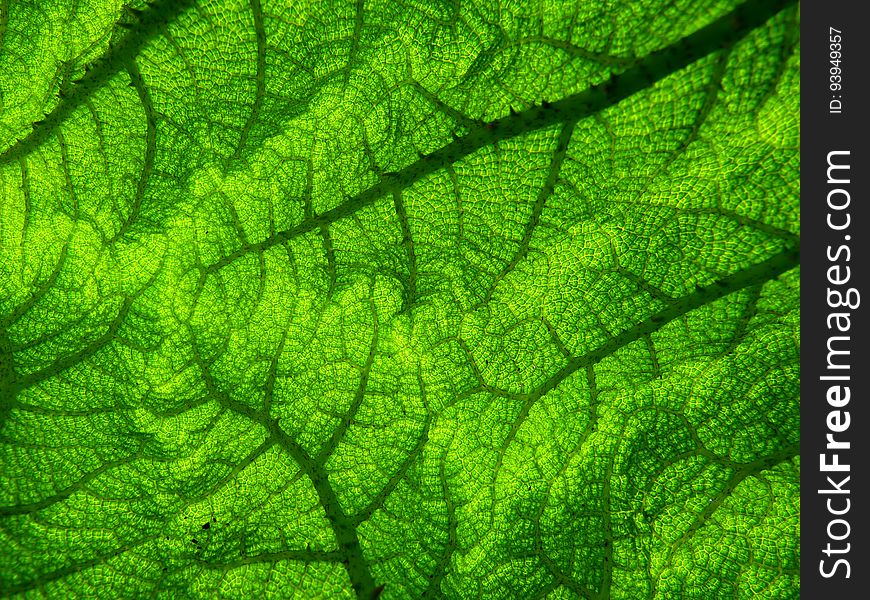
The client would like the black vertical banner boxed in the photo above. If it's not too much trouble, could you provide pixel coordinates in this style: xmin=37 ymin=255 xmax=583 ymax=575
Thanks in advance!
xmin=802 ymin=1 xmax=870 ymax=596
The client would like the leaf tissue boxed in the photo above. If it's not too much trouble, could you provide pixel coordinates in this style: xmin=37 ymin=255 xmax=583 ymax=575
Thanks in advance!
xmin=0 ymin=0 xmax=800 ymax=597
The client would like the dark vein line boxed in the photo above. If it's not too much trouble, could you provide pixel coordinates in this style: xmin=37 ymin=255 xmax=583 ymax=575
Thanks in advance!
xmin=1 ymin=243 xmax=70 ymax=328
xmin=675 ymin=51 xmax=728 ymax=153
xmin=701 ymin=207 xmax=799 ymax=243
xmin=0 ymin=1 xmax=8 ymax=48
xmin=637 ymin=50 xmax=730 ymax=202
xmin=0 ymin=0 xmax=196 ymax=166
xmin=542 ymin=313 xmax=571 ymax=359
xmin=315 ymin=292 xmax=378 ymax=466
xmin=529 ymin=440 xmax=596 ymax=598
xmin=55 ymin=131 xmax=79 ymax=220
xmin=18 ymin=159 xmax=31 ymax=265
xmin=203 ymin=0 xmax=798 ymax=276
xmin=532 ymin=246 xmax=798 ymax=403
xmin=593 ymin=400 xmax=615 ymax=598
xmin=447 ymin=164 xmax=464 ymax=244
xmin=540 ymin=553 xmax=593 ymax=600
xmin=613 ymin=267 xmax=674 ymax=303
xmin=2 ymin=254 xmax=161 ymax=403
xmin=319 ymin=222 xmax=338 ymax=296
xmin=723 ymin=284 xmax=763 ymax=355
xmin=392 ymin=190 xmax=417 ymax=312
xmin=351 ymin=372 xmax=430 ymax=524
xmin=15 ymin=297 xmax=134 ymax=391
xmin=643 ymin=333 xmax=661 ymax=380
xmin=453 ymin=338 xmax=517 ymax=399
xmin=583 ymin=366 xmax=614 ymax=600
xmin=189 ymin=337 xmax=377 ymax=598
xmin=753 ymin=5 xmax=800 ymax=118
xmin=198 ymin=437 xmax=276 ymax=501
xmin=84 ymin=99 xmax=108 ymax=177
xmin=109 ymin=60 xmax=156 ymax=244
xmin=0 ymin=325 xmax=15 ymax=417
xmin=266 ymin=420 xmax=378 ymax=598
xmin=230 ymin=0 xmax=266 ymax=162
xmin=488 ymin=246 xmax=798 ymax=504
xmin=480 ymin=119 xmax=576 ymax=306
xmin=342 ymin=0 xmax=365 ymax=87
xmin=0 ymin=536 xmax=156 ymax=595
xmin=513 ymin=36 xmax=635 ymax=67
xmin=408 ymin=81 xmax=482 ymax=129
xmin=302 ymin=159 xmax=338 ymax=295
xmin=10 ymin=308 xmax=99 ymax=353
xmin=658 ymin=443 xmax=799 ymax=576
xmin=201 ymin=548 xmax=343 ymax=569
xmin=421 ymin=445 xmax=458 ymax=598
xmin=598 ymin=197 xmax=799 ymax=243
xmin=0 ymin=2 xmax=798 ymax=597
xmin=263 ymin=330 xmax=288 ymax=417
xmin=0 ymin=401 xmax=122 ymax=418
xmin=0 ymin=454 xmax=139 ymax=516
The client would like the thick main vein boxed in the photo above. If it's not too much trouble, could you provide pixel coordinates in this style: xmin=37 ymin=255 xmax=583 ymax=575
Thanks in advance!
xmin=205 ymin=0 xmax=797 ymax=275
xmin=488 ymin=245 xmax=799 ymax=504
xmin=0 ymin=0 xmax=197 ymax=166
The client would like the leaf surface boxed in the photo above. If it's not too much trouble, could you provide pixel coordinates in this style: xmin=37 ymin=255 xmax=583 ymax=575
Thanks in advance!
xmin=0 ymin=0 xmax=799 ymax=597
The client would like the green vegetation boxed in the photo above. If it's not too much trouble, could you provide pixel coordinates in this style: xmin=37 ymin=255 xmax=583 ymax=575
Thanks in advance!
xmin=0 ymin=0 xmax=800 ymax=597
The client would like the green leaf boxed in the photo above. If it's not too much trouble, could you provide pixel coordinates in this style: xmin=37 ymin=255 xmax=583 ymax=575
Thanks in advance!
xmin=0 ymin=0 xmax=799 ymax=597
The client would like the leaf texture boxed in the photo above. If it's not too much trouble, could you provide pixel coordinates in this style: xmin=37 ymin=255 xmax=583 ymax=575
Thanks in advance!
xmin=0 ymin=0 xmax=799 ymax=597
